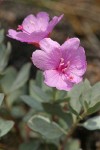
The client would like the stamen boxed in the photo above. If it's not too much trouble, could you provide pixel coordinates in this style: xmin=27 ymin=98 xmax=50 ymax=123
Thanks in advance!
xmin=60 ymin=58 xmax=64 ymax=63
xmin=62 ymin=68 xmax=67 ymax=72
xmin=57 ymin=59 xmax=70 ymax=74
xmin=17 ymin=25 xmax=23 ymax=31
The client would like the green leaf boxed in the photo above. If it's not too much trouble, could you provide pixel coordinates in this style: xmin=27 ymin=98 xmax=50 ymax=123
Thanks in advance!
xmin=28 ymin=115 xmax=66 ymax=139
xmin=54 ymin=97 xmax=70 ymax=104
xmin=68 ymin=82 xmax=84 ymax=113
xmin=68 ymin=105 xmax=79 ymax=116
xmin=82 ymin=79 xmax=91 ymax=93
xmin=10 ymin=63 xmax=31 ymax=92
xmin=87 ymin=101 xmax=100 ymax=115
xmin=42 ymin=103 xmax=73 ymax=128
xmin=0 ymin=67 xmax=17 ymax=93
xmin=0 ymin=29 xmax=4 ymax=44
xmin=11 ymin=106 xmax=25 ymax=118
xmin=0 ymin=93 xmax=4 ymax=106
xmin=19 ymin=140 xmax=40 ymax=150
xmin=23 ymin=109 xmax=36 ymax=122
xmin=0 ymin=42 xmax=11 ymax=73
xmin=35 ymin=70 xmax=52 ymax=96
xmin=64 ymin=139 xmax=80 ymax=150
xmin=86 ymin=82 xmax=100 ymax=106
xmin=55 ymin=90 xmax=67 ymax=100
xmin=82 ymin=116 xmax=100 ymax=130
xmin=0 ymin=119 xmax=14 ymax=137
xmin=68 ymin=79 xmax=91 ymax=114
xmin=21 ymin=95 xmax=44 ymax=111
xmin=36 ymin=70 xmax=43 ymax=88
xmin=6 ymin=88 xmax=26 ymax=107
xmin=29 ymin=80 xmax=50 ymax=102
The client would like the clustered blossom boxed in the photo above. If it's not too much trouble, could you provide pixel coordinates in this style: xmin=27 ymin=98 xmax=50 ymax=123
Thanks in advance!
xmin=7 ymin=11 xmax=87 ymax=91
xmin=32 ymin=38 xmax=87 ymax=91
xmin=7 ymin=12 xmax=63 ymax=46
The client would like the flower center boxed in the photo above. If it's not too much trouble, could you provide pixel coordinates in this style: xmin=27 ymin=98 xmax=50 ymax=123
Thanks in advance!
xmin=57 ymin=58 xmax=70 ymax=73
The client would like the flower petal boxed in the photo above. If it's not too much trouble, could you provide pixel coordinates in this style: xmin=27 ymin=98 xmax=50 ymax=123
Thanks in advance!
xmin=36 ymin=12 xmax=50 ymax=31
xmin=22 ymin=14 xmax=38 ymax=33
xmin=7 ymin=29 xmax=29 ymax=42
xmin=44 ymin=70 xmax=74 ymax=91
xmin=7 ymin=29 xmax=49 ymax=43
xmin=66 ymin=72 xmax=83 ymax=84
xmin=61 ymin=38 xmax=80 ymax=62
xmin=29 ymin=31 xmax=48 ymax=43
xmin=39 ymin=38 xmax=60 ymax=52
xmin=47 ymin=14 xmax=64 ymax=32
xmin=32 ymin=49 xmax=60 ymax=70
xmin=68 ymin=46 xmax=87 ymax=76
xmin=37 ymin=12 xmax=49 ymax=22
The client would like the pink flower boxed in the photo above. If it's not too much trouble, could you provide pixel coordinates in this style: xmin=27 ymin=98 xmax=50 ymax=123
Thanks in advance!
xmin=7 ymin=12 xmax=63 ymax=46
xmin=32 ymin=38 xmax=87 ymax=91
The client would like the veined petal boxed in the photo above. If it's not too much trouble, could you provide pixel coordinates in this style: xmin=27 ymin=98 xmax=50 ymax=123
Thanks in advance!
xmin=66 ymin=72 xmax=83 ymax=84
xmin=32 ymin=50 xmax=60 ymax=71
xmin=7 ymin=29 xmax=30 ymax=42
xmin=36 ymin=12 xmax=50 ymax=31
xmin=29 ymin=31 xmax=48 ymax=43
xmin=61 ymin=38 xmax=80 ymax=50
xmin=15 ymin=31 xmax=48 ymax=43
xmin=61 ymin=38 xmax=80 ymax=63
xmin=44 ymin=70 xmax=74 ymax=91
xmin=47 ymin=14 xmax=64 ymax=32
xmin=37 ymin=12 xmax=49 ymax=22
xmin=68 ymin=46 xmax=87 ymax=76
xmin=22 ymin=14 xmax=38 ymax=33
xmin=39 ymin=38 xmax=60 ymax=52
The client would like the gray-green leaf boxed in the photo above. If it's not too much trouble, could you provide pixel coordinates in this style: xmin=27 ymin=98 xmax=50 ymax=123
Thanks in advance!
xmin=0 ymin=42 xmax=11 ymax=73
xmin=19 ymin=140 xmax=40 ymax=150
xmin=82 ymin=116 xmax=100 ymax=130
xmin=21 ymin=95 xmax=44 ymax=111
xmin=0 ymin=93 xmax=4 ymax=106
xmin=29 ymin=80 xmax=50 ymax=102
xmin=64 ymin=139 xmax=80 ymax=150
xmin=28 ymin=115 xmax=66 ymax=139
xmin=10 ymin=63 xmax=31 ymax=92
xmin=0 ymin=119 xmax=14 ymax=137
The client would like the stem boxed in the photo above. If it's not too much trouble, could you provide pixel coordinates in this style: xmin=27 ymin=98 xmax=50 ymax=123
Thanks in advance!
xmin=60 ymin=112 xmax=86 ymax=150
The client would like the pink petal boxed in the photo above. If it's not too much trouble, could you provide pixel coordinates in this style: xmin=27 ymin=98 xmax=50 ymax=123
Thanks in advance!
xmin=22 ymin=14 xmax=38 ymax=33
xmin=44 ymin=70 xmax=74 ymax=91
xmin=68 ymin=46 xmax=87 ymax=76
xmin=29 ymin=31 xmax=48 ymax=42
xmin=32 ymin=49 xmax=60 ymax=70
xmin=39 ymin=38 xmax=60 ymax=52
xmin=7 ymin=29 xmax=28 ymax=42
xmin=36 ymin=12 xmax=50 ymax=31
xmin=66 ymin=72 xmax=83 ymax=84
xmin=47 ymin=14 xmax=64 ymax=32
xmin=61 ymin=37 xmax=80 ymax=60
xmin=37 ymin=12 xmax=49 ymax=22
xmin=61 ymin=38 xmax=80 ymax=50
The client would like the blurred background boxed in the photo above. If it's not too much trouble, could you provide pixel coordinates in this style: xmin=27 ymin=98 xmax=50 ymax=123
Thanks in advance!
xmin=0 ymin=0 xmax=100 ymax=149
